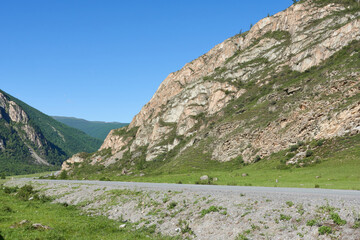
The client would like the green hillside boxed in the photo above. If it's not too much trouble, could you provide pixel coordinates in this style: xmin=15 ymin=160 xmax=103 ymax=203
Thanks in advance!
xmin=61 ymin=0 xmax=360 ymax=190
xmin=0 ymin=90 xmax=102 ymax=175
xmin=52 ymin=116 xmax=128 ymax=140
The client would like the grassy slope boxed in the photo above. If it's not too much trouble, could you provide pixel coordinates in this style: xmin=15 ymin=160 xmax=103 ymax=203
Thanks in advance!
xmin=0 ymin=90 xmax=104 ymax=175
xmin=64 ymin=2 xmax=360 ymax=189
xmin=66 ymin=132 xmax=360 ymax=190
xmin=0 ymin=90 xmax=102 ymax=160
xmin=0 ymin=185 xmax=174 ymax=240
xmin=66 ymin=40 xmax=360 ymax=190
xmin=52 ymin=116 xmax=128 ymax=140
xmin=0 ymin=90 xmax=102 ymax=156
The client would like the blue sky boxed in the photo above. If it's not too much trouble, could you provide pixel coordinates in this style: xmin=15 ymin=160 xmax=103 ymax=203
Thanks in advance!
xmin=0 ymin=0 xmax=292 ymax=123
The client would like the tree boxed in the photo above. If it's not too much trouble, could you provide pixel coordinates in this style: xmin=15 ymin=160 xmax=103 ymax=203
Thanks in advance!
xmin=0 ymin=173 xmax=5 ymax=179
xmin=59 ymin=170 xmax=68 ymax=180
xmin=292 ymin=0 xmax=297 ymax=4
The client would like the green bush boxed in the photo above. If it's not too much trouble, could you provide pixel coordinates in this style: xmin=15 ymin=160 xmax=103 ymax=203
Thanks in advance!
xmin=253 ymin=155 xmax=261 ymax=163
xmin=307 ymin=219 xmax=317 ymax=226
xmin=17 ymin=184 xmax=35 ymax=201
xmin=99 ymin=177 xmax=111 ymax=181
xmin=315 ymin=139 xmax=325 ymax=147
xmin=318 ymin=226 xmax=332 ymax=235
xmin=330 ymin=212 xmax=346 ymax=225
xmin=200 ymin=206 xmax=225 ymax=217
xmin=280 ymin=214 xmax=292 ymax=221
xmin=1 ymin=205 xmax=13 ymax=213
xmin=59 ymin=170 xmax=68 ymax=180
xmin=305 ymin=150 xmax=314 ymax=157
xmin=290 ymin=145 xmax=299 ymax=152
xmin=3 ymin=186 xmax=18 ymax=194
xmin=167 ymin=201 xmax=177 ymax=210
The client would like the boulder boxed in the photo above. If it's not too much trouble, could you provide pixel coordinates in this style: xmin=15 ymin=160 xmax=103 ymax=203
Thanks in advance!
xmin=200 ymin=175 xmax=209 ymax=181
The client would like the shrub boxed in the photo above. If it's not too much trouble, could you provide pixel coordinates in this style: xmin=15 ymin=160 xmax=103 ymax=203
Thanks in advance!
xmin=34 ymin=193 xmax=52 ymax=203
xmin=286 ymin=201 xmax=294 ymax=207
xmin=0 ymin=173 xmax=5 ymax=179
xmin=290 ymin=144 xmax=299 ymax=152
xmin=253 ymin=155 xmax=261 ymax=163
xmin=234 ymin=155 xmax=244 ymax=165
xmin=168 ymin=201 xmax=177 ymax=210
xmin=286 ymin=152 xmax=296 ymax=160
xmin=307 ymin=219 xmax=317 ymax=226
xmin=318 ymin=226 xmax=332 ymax=235
xmin=330 ymin=212 xmax=346 ymax=225
xmin=17 ymin=184 xmax=35 ymax=201
xmin=315 ymin=184 xmax=320 ymax=188
xmin=315 ymin=139 xmax=325 ymax=147
xmin=353 ymin=220 xmax=360 ymax=229
xmin=200 ymin=206 xmax=225 ymax=217
xmin=3 ymin=186 xmax=18 ymax=194
xmin=1 ymin=205 xmax=13 ymax=213
xmin=280 ymin=214 xmax=292 ymax=221
xmin=297 ymin=141 xmax=304 ymax=146
xmin=305 ymin=150 xmax=314 ymax=157
xmin=59 ymin=171 xmax=68 ymax=180
xmin=99 ymin=177 xmax=111 ymax=181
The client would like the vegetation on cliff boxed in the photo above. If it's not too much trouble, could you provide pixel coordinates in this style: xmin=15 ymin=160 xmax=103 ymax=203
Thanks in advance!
xmin=0 ymin=90 xmax=102 ymax=175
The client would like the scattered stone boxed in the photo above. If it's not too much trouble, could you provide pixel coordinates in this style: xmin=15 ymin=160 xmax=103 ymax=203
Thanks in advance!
xmin=284 ymin=86 xmax=302 ymax=95
xmin=19 ymin=220 xmax=30 ymax=225
xmin=200 ymin=175 xmax=209 ymax=181
xmin=213 ymin=177 xmax=218 ymax=182
xmin=242 ymin=173 xmax=248 ymax=177
xmin=32 ymin=223 xmax=53 ymax=230
xmin=316 ymin=176 xmax=321 ymax=179
xmin=5 ymin=176 xmax=360 ymax=240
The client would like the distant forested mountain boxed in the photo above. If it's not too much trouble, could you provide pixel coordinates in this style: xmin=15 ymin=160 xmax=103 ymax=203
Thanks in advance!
xmin=52 ymin=116 xmax=128 ymax=140
xmin=0 ymin=89 xmax=102 ymax=175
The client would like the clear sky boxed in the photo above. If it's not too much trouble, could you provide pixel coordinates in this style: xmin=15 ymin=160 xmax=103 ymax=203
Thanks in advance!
xmin=0 ymin=0 xmax=292 ymax=123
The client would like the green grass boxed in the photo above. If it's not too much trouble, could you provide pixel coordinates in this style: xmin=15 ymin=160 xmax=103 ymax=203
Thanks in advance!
xmin=63 ymin=39 xmax=360 ymax=190
xmin=68 ymin=133 xmax=360 ymax=190
xmin=0 ymin=89 xmax=103 ymax=176
xmin=0 ymin=184 xmax=175 ymax=240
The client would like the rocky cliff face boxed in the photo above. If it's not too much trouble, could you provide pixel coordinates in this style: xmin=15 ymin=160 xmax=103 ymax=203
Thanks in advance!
xmin=62 ymin=0 xmax=360 ymax=173
xmin=0 ymin=90 xmax=102 ymax=174
xmin=0 ymin=91 xmax=50 ymax=164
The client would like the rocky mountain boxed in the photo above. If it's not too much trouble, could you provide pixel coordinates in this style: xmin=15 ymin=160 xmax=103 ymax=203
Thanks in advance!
xmin=62 ymin=0 xmax=360 ymax=175
xmin=0 ymin=90 xmax=102 ymax=175
xmin=52 ymin=116 xmax=128 ymax=140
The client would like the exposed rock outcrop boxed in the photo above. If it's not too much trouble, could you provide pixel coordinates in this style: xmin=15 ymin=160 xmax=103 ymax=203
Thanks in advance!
xmin=62 ymin=0 xmax=360 ymax=172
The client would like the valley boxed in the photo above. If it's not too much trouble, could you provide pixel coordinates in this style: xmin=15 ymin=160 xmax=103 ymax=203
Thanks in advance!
xmin=1 ymin=0 xmax=360 ymax=239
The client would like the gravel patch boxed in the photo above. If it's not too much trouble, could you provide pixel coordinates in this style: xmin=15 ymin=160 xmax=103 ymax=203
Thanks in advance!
xmin=5 ymin=179 xmax=360 ymax=240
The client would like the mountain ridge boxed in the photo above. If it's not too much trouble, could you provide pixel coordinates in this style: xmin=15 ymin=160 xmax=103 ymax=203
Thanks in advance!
xmin=62 ymin=0 xmax=360 ymax=177
xmin=52 ymin=116 xmax=128 ymax=140
xmin=0 ymin=89 xmax=102 ymax=175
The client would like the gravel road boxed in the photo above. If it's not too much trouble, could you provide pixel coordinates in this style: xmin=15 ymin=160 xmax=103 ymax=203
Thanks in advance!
xmin=27 ymin=179 xmax=360 ymax=199
xmin=6 ymin=178 xmax=360 ymax=240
